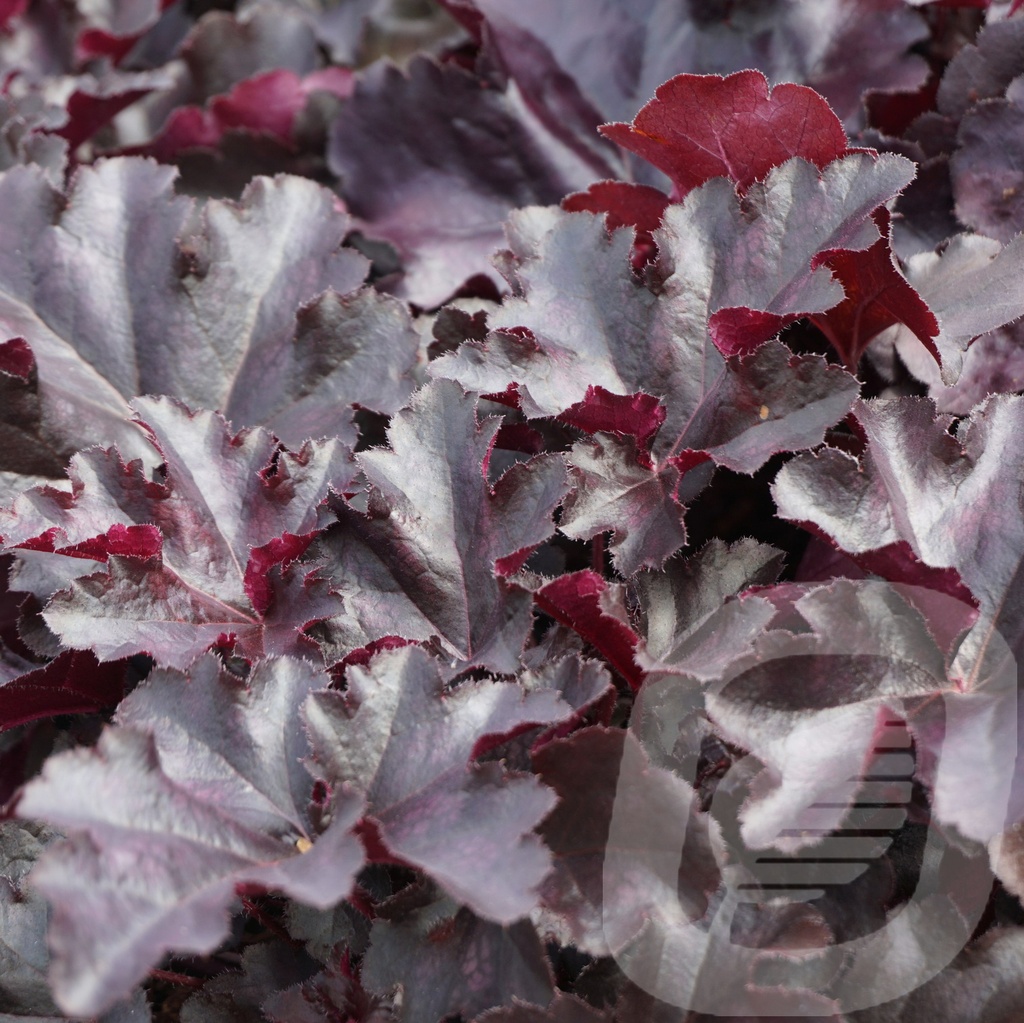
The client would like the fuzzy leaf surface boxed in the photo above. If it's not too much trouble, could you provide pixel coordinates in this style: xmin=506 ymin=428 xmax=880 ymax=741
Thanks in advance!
xmin=178 ymin=939 xmax=322 ymax=1023
xmin=950 ymin=88 xmax=1024 ymax=246
xmin=0 ymin=649 xmax=126 ymax=728
xmin=560 ymin=432 xmax=687 ymax=576
xmin=532 ymin=726 xmax=720 ymax=956
xmin=885 ymin=233 xmax=1024 ymax=385
xmin=533 ymin=572 xmax=642 ymax=690
xmin=700 ymin=580 xmax=952 ymax=852
xmin=451 ymin=0 xmax=927 ymax=143
xmin=476 ymin=994 xmax=613 ymax=1023
xmin=810 ymin=209 xmax=939 ymax=371
xmin=847 ymin=927 xmax=1024 ymax=1022
xmin=132 ymin=66 xmax=353 ymax=163
xmin=633 ymin=538 xmax=785 ymax=686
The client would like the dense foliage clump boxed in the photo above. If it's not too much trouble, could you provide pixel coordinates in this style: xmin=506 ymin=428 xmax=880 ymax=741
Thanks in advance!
xmin=2 ymin=1 xmax=1024 ymax=1021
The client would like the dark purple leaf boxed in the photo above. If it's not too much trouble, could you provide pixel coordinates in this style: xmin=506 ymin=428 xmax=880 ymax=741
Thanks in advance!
xmin=0 ymin=554 xmax=34 ymax=660
xmin=0 ymin=157 xmax=419 ymax=465
xmin=554 ymin=389 xmax=698 ymax=582
xmin=936 ymin=16 xmax=1024 ymax=119
xmin=678 ymin=340 xmax=860 ymax=469
xmin=313 ymin=380 xmax=568 ymax=672
xmin=561 ymin=181 xmax=668 ymax=268
xmin=634 ymin=538 xmax=785 ymax=649
xmin=304 ymin=644 xmax=570 ymax=922
xmin=43 ymin=555 xmax=337 ymax=669
xmin=285 ymin=899 xmax=364 ymax=965
xmin=476 ymin=992 xmax=613 ymax=1023
xmin=262 ymin=955 xmax=392 ymax=1023
xmin=178 ymin=2 xmax=322 ymax=100
xmin=299 ymin=0 xmax=388 ymax=65
xmin=0 ymin=0 xmax=173 ymax=73
xmin=434 ymin=151 xmax=902 ymax=461
xmin=772 ymin=397 xmax=1024 ymax=841
xmin=128 ymin=65 xmax=351 ymax=158
xmin=16 ymin=654 xmax=364 ymax=1017
xmin=111 ymin=1 xmax=335 ymax=179
xmin=882 ymin=232 xmax=1024 ymax=384
xmin=0 ymin=642 xmax=33 ymax=688
xmin=951 ymin=84 xmax=1024 ymax=244
xmin=361 ymin=895 xmax=554 ymax=1023
xmin=533 ymin=571 xmax=642 ymax=690
xmin=0 ymin=339 xmax=63 ymax=480
xmin=889 ymin=152 xmax=960 ymax=261
xmin=328 ymin=56 xmax=593 ymax=308
xmin=178 ymin=938 xmax=323 ymax=1023
xmin=923 ymin=322 xmax=1024 ymax=415
xmin=52 ymin=66 xmax=175 ymax=150
xmin=823 ymin=540 xmax=976 ymax=613
xmin=179 ymin=939 xmax=323 ymax=1023
xmin=561 ymin=181 xmax=669 ymax=233
xmin=560 ymin=431 xmax=688 ymax=576
xmin=697 ymin=579 xmax=952 ymax=850
xmin=632 ymin=537 xmax=784 ymax=685
xmin=0 ymin=339 xmax=34 ymax=385
xmin=558 ymin=386 xmax=666 ymax=454
xmin=846 ymin=927 xmax=1024 ymax=1023
xmin=451 ymin=0 xmax=928 ymax=142
xmin=0 ymin=4 xmax=1021 ymax=1013
xmin=532 ymin=726 xmax=721 ymax=957
xmin=0 ymin=65 xmax=173 ymax=184
xmin=619 ymin=974 xmax=845 ymax=1023
xmin=2 ymin=397 xmax=353 ymax=669
xmin=810 ymin=209 xmax=939 ymax=371
xmin=0 ymin=0 xmax=25 ymax=30
xmin=772 ymin=397 xmax=1022 ymax=669
xmin=0 ymin=0 xmax=73 ymax=80
xmin=516 ymin=652 xmax=616 ymax=751
xmin=72 ymin=0 xmax=170 ymax=64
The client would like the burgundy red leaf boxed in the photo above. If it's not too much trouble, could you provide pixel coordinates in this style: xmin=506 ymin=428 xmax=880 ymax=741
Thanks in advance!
xmin=534 ymin=572 xmax=642 ymax=689
xmin=0 ymin=649 xmax=126 ymax=729
xmin=601 ymin=70 xmax=848 ymax=199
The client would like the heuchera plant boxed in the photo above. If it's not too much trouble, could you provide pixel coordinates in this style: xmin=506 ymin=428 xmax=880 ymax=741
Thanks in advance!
xmin=4 ymin=0 xmax=1024 ymax=1021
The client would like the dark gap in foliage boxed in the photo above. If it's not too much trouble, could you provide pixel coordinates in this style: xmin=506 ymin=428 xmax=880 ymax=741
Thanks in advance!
xmin=683 ymin=456 xmax=810 ymax=575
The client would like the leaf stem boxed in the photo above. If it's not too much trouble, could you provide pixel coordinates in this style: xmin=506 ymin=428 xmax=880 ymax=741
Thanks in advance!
xmin=240 ymin=896 xmax=300 ymax=945
xmin=148 ymin=968 xmax=205 ymax=989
